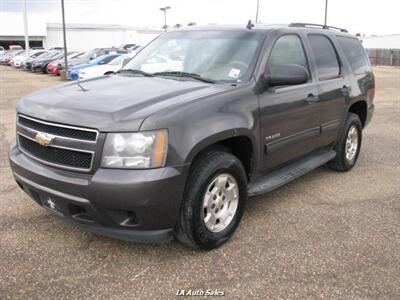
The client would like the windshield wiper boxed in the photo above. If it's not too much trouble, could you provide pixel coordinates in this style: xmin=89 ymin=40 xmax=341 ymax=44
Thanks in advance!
xmin=152 ymin=71 xmax=217 ymax=84
xmin=117 ymin=69 xmax=154 ymax=77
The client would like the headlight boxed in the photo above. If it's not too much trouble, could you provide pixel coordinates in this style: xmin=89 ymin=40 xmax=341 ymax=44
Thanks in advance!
xmin=101 ymin=130 xmax=168 ymax=169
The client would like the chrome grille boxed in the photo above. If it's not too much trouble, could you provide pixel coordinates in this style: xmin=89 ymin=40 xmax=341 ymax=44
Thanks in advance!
xmin=16 ymin=114 xmax=98 ymax=172
xmin=18 ymin=136 xmax=92 ymax=169
xmin=18 ymin=116 xmax=97 ymax=141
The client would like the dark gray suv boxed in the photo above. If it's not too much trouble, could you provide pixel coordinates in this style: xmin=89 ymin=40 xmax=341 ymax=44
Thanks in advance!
xmin=9 ymin=23 xmax=375 ymax=249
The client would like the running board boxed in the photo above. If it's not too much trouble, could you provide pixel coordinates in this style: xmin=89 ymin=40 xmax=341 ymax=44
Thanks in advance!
xmin=247 ymin=150 xmax=336 ymax=196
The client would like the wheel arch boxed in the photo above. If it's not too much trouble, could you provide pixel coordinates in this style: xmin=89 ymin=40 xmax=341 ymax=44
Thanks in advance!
xmin=185 ymin=129 xmax=257 ymax=180
xmin=349 ymin=100 xmax=367 ymax=128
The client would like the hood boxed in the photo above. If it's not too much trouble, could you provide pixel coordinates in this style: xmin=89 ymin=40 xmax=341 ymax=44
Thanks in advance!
xmin=17 ymin=75 xmax=230 ymax=132
xmin=14 ymin=56 xmax=26 ymax=62
xmin=50 ymin=59 xmax=62 ymax=65
xmin=48 ymin=60 xmax=59 ymax=66
xmin=35 ymin=57 xmax=61 ymax=64
xmin=33 ymin=58 xmax=50 ymax=64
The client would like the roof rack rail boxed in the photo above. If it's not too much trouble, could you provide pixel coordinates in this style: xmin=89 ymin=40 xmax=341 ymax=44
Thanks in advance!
xmin=289 ymin=23 xmax=348 ymax=33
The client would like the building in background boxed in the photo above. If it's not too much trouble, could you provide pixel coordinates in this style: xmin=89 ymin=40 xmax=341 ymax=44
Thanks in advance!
xmin=361 ymin=34 xmax=400 ymax=66
xmin=0 ymin=11 xmax=46 ymax=49
xmin=0 ymin=20 xmax=162 ymax=50
xmin=361 ymin=34 xmax=400 ymax=49
xmin=45 ymin=23 xmax=162 ymax=50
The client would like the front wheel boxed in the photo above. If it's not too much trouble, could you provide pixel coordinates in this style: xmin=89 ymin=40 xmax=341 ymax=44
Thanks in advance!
xmin=175 ymin=151 xmax=247 ymax=250
xmin=328 ymin=113 xmax=362 ymax=171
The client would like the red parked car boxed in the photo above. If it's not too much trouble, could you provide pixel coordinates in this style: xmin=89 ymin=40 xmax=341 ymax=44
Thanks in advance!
xmin=46 ymin=60 xmax=61 ymax=75
xmin=46 ymin=51 xmax=84 ymax=75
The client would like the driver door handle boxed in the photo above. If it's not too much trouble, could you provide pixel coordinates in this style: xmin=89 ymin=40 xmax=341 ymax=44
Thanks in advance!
xmin=304 ymin=93 xmax=319 ymax=104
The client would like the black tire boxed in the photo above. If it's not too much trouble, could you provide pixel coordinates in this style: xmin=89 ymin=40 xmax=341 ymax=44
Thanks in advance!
xmin=175 ymin=151 xmax=248 ymax=250
xmin=328 ymin=113 xmax=362 ymax=171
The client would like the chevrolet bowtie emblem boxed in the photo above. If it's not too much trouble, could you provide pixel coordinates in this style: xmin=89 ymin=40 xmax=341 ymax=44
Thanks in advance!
xmin=34 ymin=132 xmax=54 ymax=147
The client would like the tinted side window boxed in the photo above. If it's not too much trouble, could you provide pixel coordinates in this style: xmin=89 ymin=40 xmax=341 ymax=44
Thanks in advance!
xmin=337 ymin=36 xmax=370 ymax=74
xmin=267 ymin=35 xmax=309 ymax=77
xmin=308 ymin=35 xmax=340 ymax=80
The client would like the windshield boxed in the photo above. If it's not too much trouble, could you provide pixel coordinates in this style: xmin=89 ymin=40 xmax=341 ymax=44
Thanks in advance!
xmin=31 ymin=51 xmax=47 ymax=58
xmin=12 ymin=50 xmax=25 ymax=56
xmin=71 ymin=51 xmax=86 ymax=59
xmin=122 ymin=30 xmax=265 ymax=82
xmin=34 ymin=52 xmax=50 ymax=59
xmin=37 ymin=51 xmax=60 ymax=60
xmin=78 ymin=50 xmax=97 ymax=60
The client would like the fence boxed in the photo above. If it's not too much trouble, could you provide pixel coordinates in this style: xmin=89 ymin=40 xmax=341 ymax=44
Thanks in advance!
xmin=366 ymin=48 xmax=400 ymax=66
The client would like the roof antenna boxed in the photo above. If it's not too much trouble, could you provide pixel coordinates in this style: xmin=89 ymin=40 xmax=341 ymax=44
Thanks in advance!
xmin=76 ymin=78 xmax=89 ymax=92
xmin=246 ymin=20 xmax=254 ymax=30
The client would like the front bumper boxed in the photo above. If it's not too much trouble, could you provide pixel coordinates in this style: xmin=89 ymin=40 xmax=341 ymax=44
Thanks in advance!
xmin=9 ymin=139 xmax=189 ymax=243
xmin=78 ymin=73 xmax=93 ymax=80
xmin=32 ymin=64 xmax=44 ymax=72
xmin=22 ymin=62 xmax=31 ymax=70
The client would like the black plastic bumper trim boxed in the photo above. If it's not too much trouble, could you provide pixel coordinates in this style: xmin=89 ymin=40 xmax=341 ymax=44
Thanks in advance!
xmin=65 ymin=219 xmax=174 ymax=243
xmin=14 ymin=172 xmax=174 ymax=243
xmin=14 ymin=172 xmax=89 ymax=203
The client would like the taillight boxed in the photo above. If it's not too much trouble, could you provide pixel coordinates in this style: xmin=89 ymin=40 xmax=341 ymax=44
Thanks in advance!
xmin=370 ymin=76 xmax=375 ymax=103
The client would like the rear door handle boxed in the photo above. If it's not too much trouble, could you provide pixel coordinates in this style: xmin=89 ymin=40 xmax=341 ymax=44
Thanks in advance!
xmin=341 ymin=85 xmax=351 ymax=94
xmin=304 ymin=93 xmax=319 ymax=104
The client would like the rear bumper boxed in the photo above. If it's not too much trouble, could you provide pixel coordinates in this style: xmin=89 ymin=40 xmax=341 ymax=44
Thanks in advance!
xmin=365 ymin=103 xmax=374 ymax=127
xmin=9 ymin=139 xmax=189 ymax=243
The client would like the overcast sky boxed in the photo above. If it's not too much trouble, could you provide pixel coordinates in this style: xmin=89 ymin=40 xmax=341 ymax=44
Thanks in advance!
xmin=1 ymin=0 xmax=399 ymax=35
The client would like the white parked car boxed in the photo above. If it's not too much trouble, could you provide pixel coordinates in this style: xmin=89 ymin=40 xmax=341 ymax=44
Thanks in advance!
xmin=78 ymin=53 xmax=135 ymax=80
xmin=12 ymin=50 xmax=47 ymax=68
xmin=140 ymin=54 xmax=183 ymax=73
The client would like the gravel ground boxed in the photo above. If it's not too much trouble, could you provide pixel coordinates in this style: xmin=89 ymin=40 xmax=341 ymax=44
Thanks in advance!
xmin=0 ymin=65 xmax=399 ymax=299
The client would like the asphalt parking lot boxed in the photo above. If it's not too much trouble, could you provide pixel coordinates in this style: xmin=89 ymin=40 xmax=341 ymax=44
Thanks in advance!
xmin=0 ymin=65 xmax=399 ymax=299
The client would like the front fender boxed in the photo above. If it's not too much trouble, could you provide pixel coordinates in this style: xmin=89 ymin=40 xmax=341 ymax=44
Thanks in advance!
xmin=184 ymin=127 xmax=257 ymax=164
xmin=139 ymin=85 xmax=261 ymax=170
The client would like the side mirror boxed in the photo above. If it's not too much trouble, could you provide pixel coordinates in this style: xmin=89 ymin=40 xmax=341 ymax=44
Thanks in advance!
xmin=266 ymin=64 xmax=309 ymax=87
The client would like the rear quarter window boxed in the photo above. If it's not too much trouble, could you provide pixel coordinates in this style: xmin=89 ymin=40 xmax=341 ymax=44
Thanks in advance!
xmin=308 ymin=34 xmax=341 ymax=80
xmin=337 ymin=36 xmax=370 ymax=74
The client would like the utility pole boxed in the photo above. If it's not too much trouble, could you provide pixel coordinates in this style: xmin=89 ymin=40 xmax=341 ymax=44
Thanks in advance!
xmin=324 ymin=0 xmax=328 ymax=27
xmin=61 ymin=0 xmax=69 ymax=77
xmin=22 ymin=0 xmax=29 ymax=55
xmin=159 ymin=6 xmax=171 ymax=32
xmin=255 ymin=0 xmax=260 ymax=23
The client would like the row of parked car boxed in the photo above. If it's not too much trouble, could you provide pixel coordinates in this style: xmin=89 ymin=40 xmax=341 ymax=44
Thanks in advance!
xmin=0 ymin=45 xmax=141 ymax=80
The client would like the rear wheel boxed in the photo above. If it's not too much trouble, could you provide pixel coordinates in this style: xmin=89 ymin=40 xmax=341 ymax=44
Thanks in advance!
xmin=175 ymin=151 xmax=247 ymax=250
xmin=328 ymin=113 xmax=362 ymax=171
